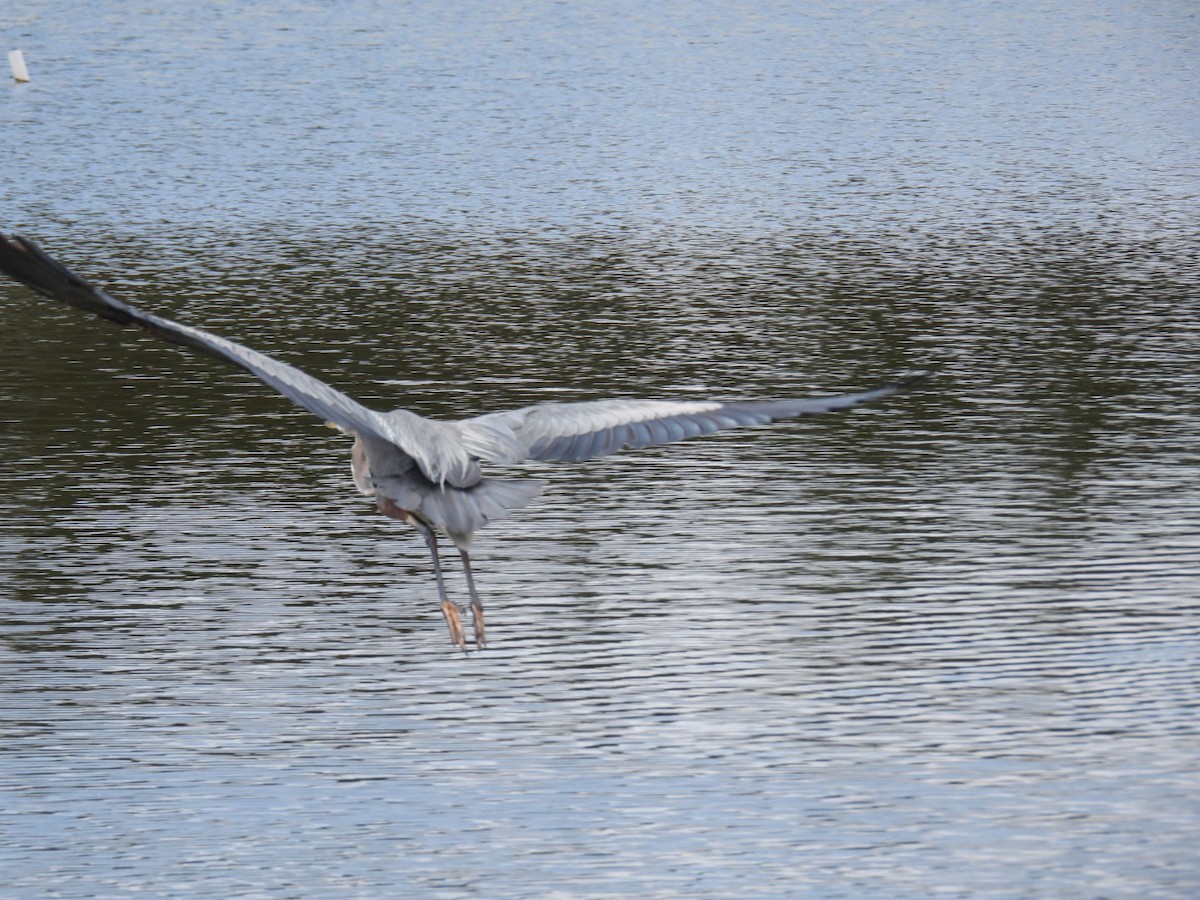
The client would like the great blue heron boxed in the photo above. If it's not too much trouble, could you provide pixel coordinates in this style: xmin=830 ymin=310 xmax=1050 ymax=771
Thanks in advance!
xmin=1 ymin=234 xmax=927 ymax=650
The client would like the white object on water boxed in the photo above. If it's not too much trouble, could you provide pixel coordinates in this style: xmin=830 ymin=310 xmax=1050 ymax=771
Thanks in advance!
xmin=9 ymin=50 xmax=30 ymax=83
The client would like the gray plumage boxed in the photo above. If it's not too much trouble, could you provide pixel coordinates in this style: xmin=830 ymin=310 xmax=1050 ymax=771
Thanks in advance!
xmin=0 ymin=233 xmax=927 ymax=649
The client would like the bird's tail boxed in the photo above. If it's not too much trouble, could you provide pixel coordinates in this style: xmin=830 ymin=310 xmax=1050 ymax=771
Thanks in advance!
xmin=373 ymin=473 xmax=543 ymax=548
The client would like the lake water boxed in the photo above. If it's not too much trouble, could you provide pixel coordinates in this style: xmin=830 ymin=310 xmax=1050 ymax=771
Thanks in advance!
xmin=3 ymin=1 xmax=1199 ymax=897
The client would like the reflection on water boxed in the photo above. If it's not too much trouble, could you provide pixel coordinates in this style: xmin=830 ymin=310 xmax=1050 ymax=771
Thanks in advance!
xmin=3 ymin=0 xmax=1199 ymax=896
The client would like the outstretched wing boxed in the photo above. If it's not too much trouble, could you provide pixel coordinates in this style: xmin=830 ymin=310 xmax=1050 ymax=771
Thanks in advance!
xmin=0 ymin=233 xmax=395 ymax=446
xmin=467 ymin=375 xmax=927 ymax=464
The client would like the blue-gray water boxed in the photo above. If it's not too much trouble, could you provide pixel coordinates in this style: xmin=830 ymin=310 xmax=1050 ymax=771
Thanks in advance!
xmin=2 ymin=2 xmax=1198 ymax=897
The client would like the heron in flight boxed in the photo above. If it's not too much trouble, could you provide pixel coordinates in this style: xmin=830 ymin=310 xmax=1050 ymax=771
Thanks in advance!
xmin=1 ymin=234 xmax=926 ymax=650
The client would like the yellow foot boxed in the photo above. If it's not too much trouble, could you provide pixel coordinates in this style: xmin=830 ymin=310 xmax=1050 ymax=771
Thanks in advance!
xmin=471 ymin=602 xmax=487 ymax=650
xmin=442 ymin=600 xmax=468 ymax=651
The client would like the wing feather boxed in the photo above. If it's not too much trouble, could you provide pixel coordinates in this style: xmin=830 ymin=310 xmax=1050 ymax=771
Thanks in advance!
xmin=0 ymin=234 xmax=486 ymax=485
xmin=0 ymin=233 xmax=391 ymax=435
xmin=4 ymin=234 xmax=928 ymax=483
xmin=467 ymin=375 xmax=927 ymax=465
xmin=627 ymin=421 xmax=654 ymax=449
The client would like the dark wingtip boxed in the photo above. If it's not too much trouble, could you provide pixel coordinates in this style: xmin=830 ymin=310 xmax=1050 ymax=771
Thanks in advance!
xmin=885 ymin=370 xmax=933 ymax=392
xmin=0 ymin=232 xmax=91 ymax=299
xmin=0 ymin=232 xmax=46 ymax=294
xmin=0 ymin=232 xmax=141 ymax=327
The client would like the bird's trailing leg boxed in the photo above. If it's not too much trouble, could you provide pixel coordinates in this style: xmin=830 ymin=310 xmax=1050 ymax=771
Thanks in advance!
xmin=407 ymin=514 xmax=467 ymax=652
xmin=460 ymin=549 xmax=486 ymax=649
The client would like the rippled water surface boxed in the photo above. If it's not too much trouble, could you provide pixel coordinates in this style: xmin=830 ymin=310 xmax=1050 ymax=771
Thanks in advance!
xmin=3 ymin=2 xmax=1199 ymax=897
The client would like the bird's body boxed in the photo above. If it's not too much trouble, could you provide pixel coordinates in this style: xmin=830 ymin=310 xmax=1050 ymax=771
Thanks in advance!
xmin=1 ymin=233 xmax=926 ymax=650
